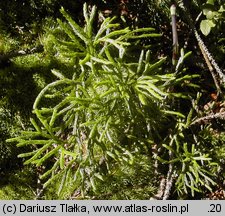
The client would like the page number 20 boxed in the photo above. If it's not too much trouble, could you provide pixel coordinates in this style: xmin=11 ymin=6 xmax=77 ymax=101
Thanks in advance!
xmin=209 ymin=204 xmax=221 ymax=213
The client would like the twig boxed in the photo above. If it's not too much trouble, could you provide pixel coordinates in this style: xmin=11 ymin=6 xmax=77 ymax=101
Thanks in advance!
xmin=35 ymin=165 xmax=44 ymax=200
xmin=195 ymin=31 xmax=222 ymax=94
xmin=178 ymin=0 xmax=225 ymax=93
xmin=150 ymin=176 xmax=166 ymax=200
xmin=191 ymin=112 xmax=225 ymax=126
xmin=163 ymin=167 xmax=175 ymax=200
xmin=162 ymin=134 xmax=175 ymax=200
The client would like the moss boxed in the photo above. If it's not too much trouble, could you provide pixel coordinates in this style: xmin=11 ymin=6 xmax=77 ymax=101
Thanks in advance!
xmin=0 ymin=166 xmax=36 ymax=200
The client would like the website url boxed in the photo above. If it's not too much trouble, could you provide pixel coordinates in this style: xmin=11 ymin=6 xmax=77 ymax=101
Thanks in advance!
xmin=93 ymin=203 xmax=189 ymax=214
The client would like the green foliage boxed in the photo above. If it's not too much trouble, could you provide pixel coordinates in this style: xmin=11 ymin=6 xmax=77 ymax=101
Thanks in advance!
xmin=91 ymin=154 xmax=156 ymax=200
xmin=0 ymin=107 xmax=25 ymax=173
xmin=161 ymin=121 xmax=217 ymax=197
xmin=0 ymin=166 xmax=36 ymax=200
xmin=3 ymin=0 xmax=225 ymax=200
xmin=0 ymin=0 xmax=60 ymax=31
xmin=199 ymin=129 xmax=225 ymax=180
xmin=156 ymin=117 xmax=218 ymax=197
xmin=7 ymin=3 xmax=173 ymax=198
xmin=200 ymin=0 xmax=225 ymax=35
xmin=42 ymin=154 xmax=156 ymax=199
xmin=0 ymin=34 xmax=20 ymax=54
